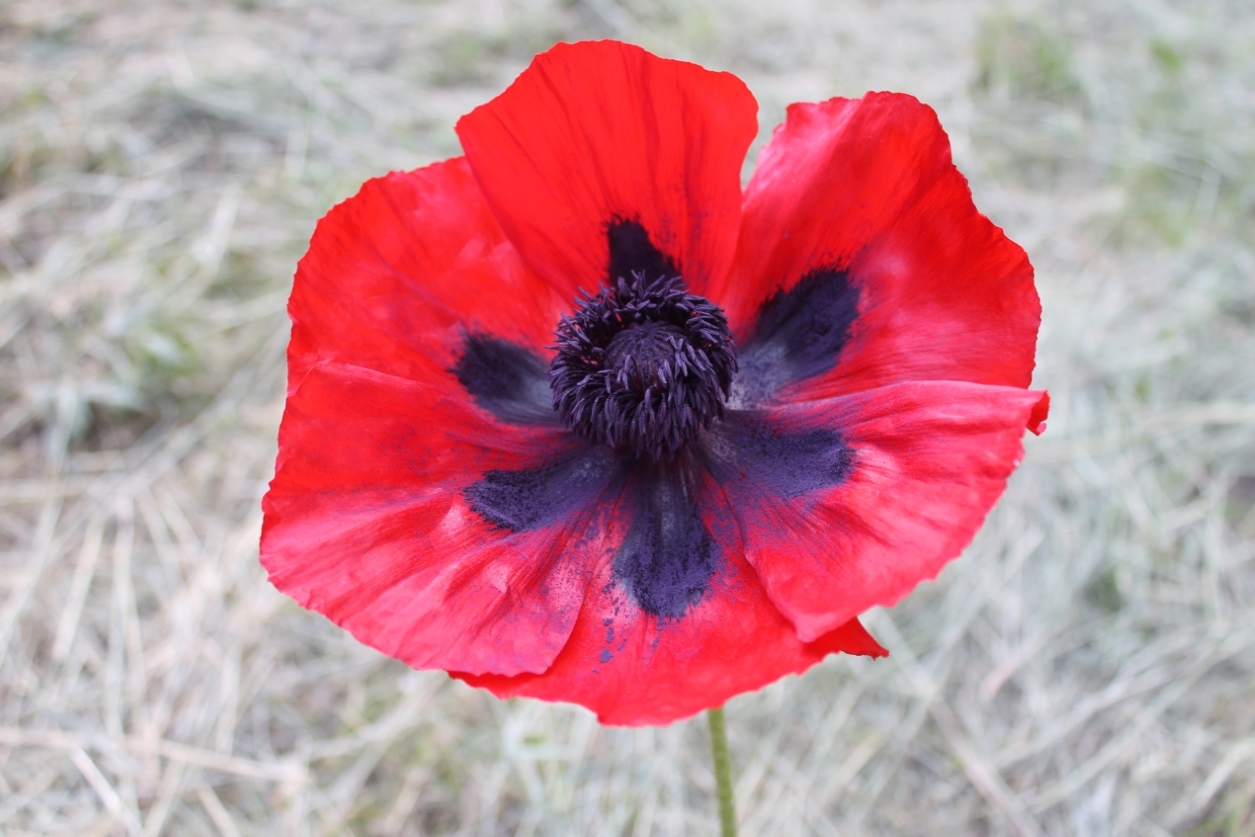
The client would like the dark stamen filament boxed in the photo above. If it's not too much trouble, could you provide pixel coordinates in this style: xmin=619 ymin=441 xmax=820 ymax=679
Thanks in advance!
xmin=550 ymin=272 xmax=737 ymax=460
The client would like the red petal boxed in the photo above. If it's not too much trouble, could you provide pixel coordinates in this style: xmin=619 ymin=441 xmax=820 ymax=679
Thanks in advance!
xmin=288 ymin=157 xmax=568 ymax=392
xmin=1027 ymin=390 xmax=1050 ymax=435
xmin=453 ymin=469 xmax=886 ymax=726
xmin=456 ymin=40 xmax=756 ymax=298
xmin=721 ymin=93 xmax=1040 ymax=398
xmin=262 ymin=362 xmax=605 ymax=676
xmin=732 ymin=382 xmax=1049 ymax=642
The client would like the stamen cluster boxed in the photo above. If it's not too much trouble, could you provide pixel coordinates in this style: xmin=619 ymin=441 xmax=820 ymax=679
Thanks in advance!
xmin=550 ymin=272 xmax=737 ymax=460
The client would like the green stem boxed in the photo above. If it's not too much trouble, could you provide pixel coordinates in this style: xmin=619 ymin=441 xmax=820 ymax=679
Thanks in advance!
xmin=707 ymin=706 xmax=737 ymax=837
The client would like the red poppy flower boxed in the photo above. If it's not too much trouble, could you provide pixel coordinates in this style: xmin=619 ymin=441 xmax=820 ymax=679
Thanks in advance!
xmin=261 ymin=40 xmax=1047 ymax=726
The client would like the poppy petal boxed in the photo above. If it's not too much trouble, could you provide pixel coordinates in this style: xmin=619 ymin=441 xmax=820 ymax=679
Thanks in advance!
xmin=722 ymin=93 xmax=1040 ymax=402
xmin=466 ymin=445 xmax=626 ymax=533
xmin=698 ymin=411 xmax=856 ymax=499
xmin=455 ymin=40 xmax=757 ymax=298
xmin=723 ymin=381 xmax=1049 ymax=641
xmin=453 ymin=460 xmax=886 ymax=726
xmin=611 ymin=459 xmax=720 ymax=620
xmin=733 ymin=266 xmax=860 ymax=406
xmin=288 ymin=156 xmax=571 ymax=397
xmin=453 ymin=334 xmax=555 ymax=426
xmin=262 ymin=362 xmax=616 ymax=676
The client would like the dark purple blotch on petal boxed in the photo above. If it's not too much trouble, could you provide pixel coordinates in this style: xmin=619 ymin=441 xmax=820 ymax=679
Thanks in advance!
xmin=454 ymin=334 xmax=556 ymax=425
xmin=699 ymin=411 xmax=855 ymax=498
xmin=465 ymin=445 xmax=622 ymax=532
xmin=736 ymin=268 xmax=860 ymax=403
xmin=608 ymin=217 xmax=678 ymax=283
xmin=613 ymin=460 xmax=719 ymax=619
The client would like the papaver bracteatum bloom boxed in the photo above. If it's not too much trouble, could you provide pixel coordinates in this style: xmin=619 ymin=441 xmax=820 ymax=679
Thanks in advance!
xmin=261 ymin=40 xmax=1048 ymax=726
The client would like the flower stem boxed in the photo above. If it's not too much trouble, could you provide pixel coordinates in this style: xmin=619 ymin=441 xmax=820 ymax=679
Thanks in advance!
xmin=707 ymin=706 xmax=737 ymax=837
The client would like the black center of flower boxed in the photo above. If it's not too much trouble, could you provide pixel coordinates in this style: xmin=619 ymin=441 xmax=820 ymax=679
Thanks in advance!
xmin=550 ymin=272 xmax=736 ymax=460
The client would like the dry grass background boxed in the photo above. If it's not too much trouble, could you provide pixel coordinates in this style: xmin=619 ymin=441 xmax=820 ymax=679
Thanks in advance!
xmin=1 ymin=0 xmax=1253 ymax=834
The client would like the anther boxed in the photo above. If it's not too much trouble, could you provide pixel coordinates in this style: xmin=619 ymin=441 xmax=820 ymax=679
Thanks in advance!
xmin=549 ymin=273 xmax=736 ymax=460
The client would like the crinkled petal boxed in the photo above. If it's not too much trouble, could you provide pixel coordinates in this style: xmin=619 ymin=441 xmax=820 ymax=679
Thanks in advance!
xmin=724 ymin=93 xmax=1040 ymax=404
xmin=454 ymin=460 xmax=885 ymax=726
xmin=456 ymin=40 xmax=756 ymax=297
xmin=719 ymin=381 xmax=1048 ymax=642
xmin=262 ymin=362 xmax=614 ymax=676
xmin=288 ymin=157 xmax=570 ymax=394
